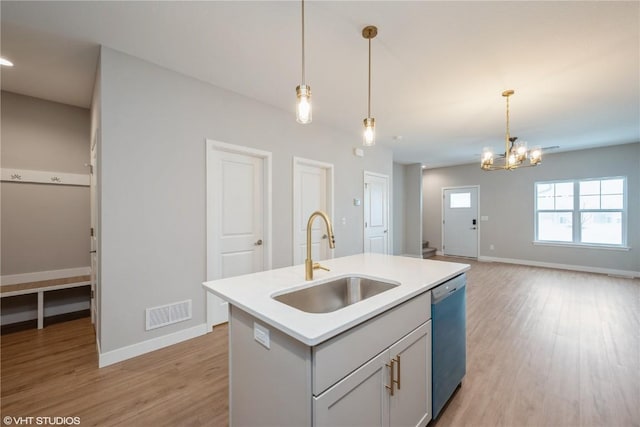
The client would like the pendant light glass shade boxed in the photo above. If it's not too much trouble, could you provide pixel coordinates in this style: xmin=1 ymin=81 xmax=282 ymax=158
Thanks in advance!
xmin=295 ymin=0 xmax=312 ymax=124
xmin=296 ymin=84 xmax=312 ymax=124
xmin=363 ymin=118 xmax=375 ymax=146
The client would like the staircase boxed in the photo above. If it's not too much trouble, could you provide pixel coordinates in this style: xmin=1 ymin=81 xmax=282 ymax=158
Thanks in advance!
xmin=422 ymin=241 xmax=436 ymax=259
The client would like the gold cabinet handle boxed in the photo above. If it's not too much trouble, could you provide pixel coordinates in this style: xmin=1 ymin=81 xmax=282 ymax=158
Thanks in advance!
xmin=394 ymin=355 xmax=401 ymax=390
xmin=385 ymin=359 xmax=395 ymax=396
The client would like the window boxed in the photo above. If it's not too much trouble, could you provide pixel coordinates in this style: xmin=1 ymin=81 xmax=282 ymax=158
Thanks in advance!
xmin=535 ymin=177 xmax=626 ymax=247
xmin=450 ymin=192 xmax=471 ymax=209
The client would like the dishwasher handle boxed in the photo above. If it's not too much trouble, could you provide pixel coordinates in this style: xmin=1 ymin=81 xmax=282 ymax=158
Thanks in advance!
xmin=431 ymin=274 xmax=466 ymax=304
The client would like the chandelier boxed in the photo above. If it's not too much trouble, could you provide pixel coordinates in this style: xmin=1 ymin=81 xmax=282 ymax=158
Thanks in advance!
xmin=481 ymin=90 xmax=542 ymax=170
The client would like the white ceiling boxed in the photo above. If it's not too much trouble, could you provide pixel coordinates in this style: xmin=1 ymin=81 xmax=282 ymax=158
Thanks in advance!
xmin=1 ymin=1 xmax=638 ymax=168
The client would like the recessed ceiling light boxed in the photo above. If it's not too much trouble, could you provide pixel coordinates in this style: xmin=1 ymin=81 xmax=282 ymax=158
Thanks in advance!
xmin=0 ymin=57 xmax=14 ymax=67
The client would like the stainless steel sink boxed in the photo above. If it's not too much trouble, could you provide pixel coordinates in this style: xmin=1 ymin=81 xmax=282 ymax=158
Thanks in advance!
xmin=273 ymin=276 xmax=399 ymax=313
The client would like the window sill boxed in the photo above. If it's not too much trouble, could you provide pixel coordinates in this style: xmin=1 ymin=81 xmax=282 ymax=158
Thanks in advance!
xmin=532 ymin=241 xmax=631 ymax=251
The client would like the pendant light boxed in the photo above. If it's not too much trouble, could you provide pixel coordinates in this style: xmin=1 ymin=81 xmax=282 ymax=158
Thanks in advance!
xmin=295 ymin=0 xmax=312 ymax=124
xmin=362 ymin=25 xmax=378 ymax=146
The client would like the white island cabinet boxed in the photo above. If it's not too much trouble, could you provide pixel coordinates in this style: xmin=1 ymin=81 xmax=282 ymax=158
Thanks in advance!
xmin=203 ymin=253 xmax=469 ymax=427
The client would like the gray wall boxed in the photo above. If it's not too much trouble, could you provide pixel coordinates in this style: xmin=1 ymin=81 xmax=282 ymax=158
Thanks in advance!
xmin=97 ymin=47 xmax=393 ymax=353
xmin=392 ymin=163 xmax=405 ymax=255
xmin=422 ymin=143 xmax=640 ymax=272
xmin=404 ymin=164 xmax=423 ymax=257
xmin=392 ymin=163 xmax=423 ymax=257
xmin=1 ymin=91 xmax=90 ymax=275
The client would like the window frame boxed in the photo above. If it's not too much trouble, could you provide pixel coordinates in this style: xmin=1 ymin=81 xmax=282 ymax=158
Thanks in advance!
xmin=534 ymin=176 xmax=628 ymax=249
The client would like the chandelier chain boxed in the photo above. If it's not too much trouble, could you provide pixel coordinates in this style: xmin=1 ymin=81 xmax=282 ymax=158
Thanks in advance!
xmin=505 ymin=94 xmax=510 ymax=143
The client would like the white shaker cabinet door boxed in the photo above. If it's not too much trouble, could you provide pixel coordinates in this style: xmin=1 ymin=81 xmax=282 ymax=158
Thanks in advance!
xmin=314 ymin=350 xmax=390 ymax=427
xmin=389 ymin=321 xmax=432 ymax=427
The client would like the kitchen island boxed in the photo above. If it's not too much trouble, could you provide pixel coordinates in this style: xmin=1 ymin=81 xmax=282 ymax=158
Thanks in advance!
xmin=203 ymin=253 xmax=469 ymax=427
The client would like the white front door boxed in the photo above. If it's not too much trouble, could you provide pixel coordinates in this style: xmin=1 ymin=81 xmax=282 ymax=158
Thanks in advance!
xmin=206 ymin=140 xmax=272 ymax=328
xmin=364 ymin=172 xmax=389 ymax=254
xmin=293 ymin=158 xmax=334 ymax=265
xmin=443 ymin=186 xmax=479 ymax=258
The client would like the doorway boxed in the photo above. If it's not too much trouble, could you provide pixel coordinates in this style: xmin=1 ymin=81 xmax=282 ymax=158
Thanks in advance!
xmin=442 ymin=186 xmax=479 ymax=258
xmin=292 ymin=157 xmax=334 ymax=265
xmin=206 ymin=140 xmax=272 ymax=328
xmin=364 ymin=171 xmax=390 ymax=254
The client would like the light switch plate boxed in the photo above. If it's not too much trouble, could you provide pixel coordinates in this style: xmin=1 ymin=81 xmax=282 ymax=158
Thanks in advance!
xmin=253 ymin=322 xmax=270 ymax=349
xmin=481 ymin=216 xmax=489 ymax=221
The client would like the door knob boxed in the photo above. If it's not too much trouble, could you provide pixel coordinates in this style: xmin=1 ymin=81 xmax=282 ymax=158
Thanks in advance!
xmin=254 ymin=239 xmax=263 ymax=246
xmin=384 ymin=230 xmax=388 ymax=233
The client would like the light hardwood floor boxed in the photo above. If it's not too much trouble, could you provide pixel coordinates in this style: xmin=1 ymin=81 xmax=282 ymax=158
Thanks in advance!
xmin=1 ymin=259 xmax=638 ymax=426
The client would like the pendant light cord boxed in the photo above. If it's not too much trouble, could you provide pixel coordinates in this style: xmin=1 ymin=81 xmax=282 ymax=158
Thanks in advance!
xmin=301 ymin=0 xmax=305 ymax=85
xmin=368 ymin=37 xmax=371 ymax=118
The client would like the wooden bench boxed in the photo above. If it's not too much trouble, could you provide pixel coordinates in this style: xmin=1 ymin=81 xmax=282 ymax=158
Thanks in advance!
xmin=0 ymin=275 xmax=91 ymax=329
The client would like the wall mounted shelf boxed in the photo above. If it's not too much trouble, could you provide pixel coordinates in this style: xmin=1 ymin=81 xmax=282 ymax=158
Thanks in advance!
xmin=1 ymin=168 xmax=90 ymax=187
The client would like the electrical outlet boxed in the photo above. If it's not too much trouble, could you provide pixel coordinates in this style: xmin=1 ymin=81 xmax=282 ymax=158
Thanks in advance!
xmin=253 ymin=322 xmax=270 ymax=349
xmin=489 ymin=244 xmax=495 ymax=250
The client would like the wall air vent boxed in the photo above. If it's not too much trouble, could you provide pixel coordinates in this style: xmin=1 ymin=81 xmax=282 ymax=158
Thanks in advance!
xmin=145 ymin=299 xmax=192 ymax=331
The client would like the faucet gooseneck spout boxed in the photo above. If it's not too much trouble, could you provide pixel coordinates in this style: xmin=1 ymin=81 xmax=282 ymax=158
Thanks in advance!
xmin=305 ymin=211 xmax=336 ymax=280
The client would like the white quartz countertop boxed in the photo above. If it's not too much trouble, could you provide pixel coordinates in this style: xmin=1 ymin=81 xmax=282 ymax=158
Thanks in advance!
xmin=202 ymin=253 xmax=469 ymax=346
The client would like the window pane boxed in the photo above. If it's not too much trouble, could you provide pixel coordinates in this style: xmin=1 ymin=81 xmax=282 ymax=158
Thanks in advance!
xmin=556 ymin=182 xmax=574 ymax=197
xmin=537 ymin=196 xmax=554 ymax=210
xmin=601 ymin=179 xmax=623 ymax=195
xmin=581 ymin=212 xmax=622 ymax=245
xmin=536 ymin=183 xmax=553 ymax=197
xmin=555 ymin=182 xmax=574 ymax=209
xmin=580 ymin=180 xmax=600 ymax=196
xmin=538 ymin=212 xmax=573 ymax=242
xmin=450 ymin=193 xmax=471 ymax=208
xmin=580 ymin=195 xmax=600 ymax=209
xmin=556 ymin=194 xmax=573 ymax=210
xmin=601 ymin=195 xmax=623 ymax=209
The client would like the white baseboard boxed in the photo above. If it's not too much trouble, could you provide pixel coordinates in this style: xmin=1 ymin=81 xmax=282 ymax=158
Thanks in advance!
xmin=1 ymin=267 xmax=91 ymax=286
xmin=436 ymin=250 xmax=444 ymax=256
xmin=98 ymin=323 xmax=209 ymax=368
xmin=478 ymin=256 xmax=640 ymax=278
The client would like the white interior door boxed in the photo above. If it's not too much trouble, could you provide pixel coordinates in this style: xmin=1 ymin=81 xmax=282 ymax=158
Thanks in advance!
xmin=364 ymin=172 xmax=389 ymax=254
xmin=443 ymin=186 xmax=479 ymax=258
xmin=293 ymin=158 xmax=334 ymax=265
xmin=206 ymin=140 xmax=271 ymax=328
xmin=89 ymin=130 xmax=98 ymax=332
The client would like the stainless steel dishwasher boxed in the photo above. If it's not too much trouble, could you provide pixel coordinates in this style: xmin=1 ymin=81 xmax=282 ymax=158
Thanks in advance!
xmin=431 ymin=273 xmax=466 ymax=419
